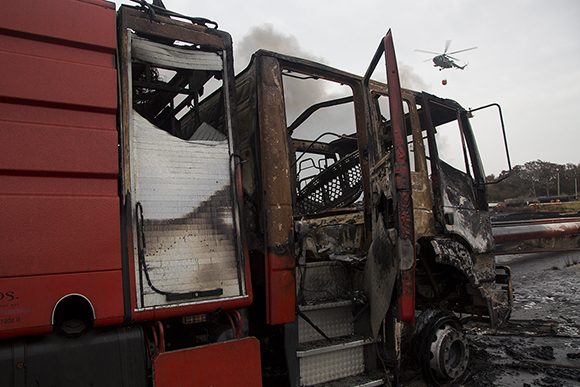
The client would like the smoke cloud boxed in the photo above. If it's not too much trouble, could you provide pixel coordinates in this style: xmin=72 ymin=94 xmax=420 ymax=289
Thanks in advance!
xmin=234 ymin=24 xmax=429 ymax=141
xmin=235 ymin=24 xmax=325 ymax=72
xmin=399 ymin=63 xmax=429 ymax=91
xmin=236 ymin=24 xmax=353 ymax=139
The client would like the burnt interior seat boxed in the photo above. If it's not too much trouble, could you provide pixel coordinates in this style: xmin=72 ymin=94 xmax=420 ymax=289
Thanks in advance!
xmin=296 ymin=151 xmax=362 ymax=215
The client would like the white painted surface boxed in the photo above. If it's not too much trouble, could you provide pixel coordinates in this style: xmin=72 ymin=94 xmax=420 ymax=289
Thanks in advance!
xmin=131 ymin=36 xmax=223 ymax=71
xmin=131 ymin=111 xmax=242 ymax=308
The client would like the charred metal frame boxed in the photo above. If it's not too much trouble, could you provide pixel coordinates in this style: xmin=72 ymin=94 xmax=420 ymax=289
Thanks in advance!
xmin=469 ymin=103 xmax=512 ymax=184
xmin=288 ymin=96 xmax=354 ymax=134
xmin=253 ymin=50 xmax=372 ymax=325
xmin=364 ymin=32 xmax=416 ymax=322
xmin=117 ymin=5 xmax=251 ymax=319
xmin=358 ymin=85 xmax=511 ymax=325
xmin=258 ymin=49 xmax=373 ymax=229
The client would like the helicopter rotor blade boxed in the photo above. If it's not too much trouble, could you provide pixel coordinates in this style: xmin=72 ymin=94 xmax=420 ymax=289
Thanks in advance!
xmin=446 ymin=55 xmax=461 ymax=61
xmin=444 ymin=40 xmax=452 ymax=54
xmin=415 ymin=49 xmax=440 ymax=55
xmin=423 ymin=58 xmax=433 ymax=62
xmin=447 ymin=46 xmax=478 ymax=55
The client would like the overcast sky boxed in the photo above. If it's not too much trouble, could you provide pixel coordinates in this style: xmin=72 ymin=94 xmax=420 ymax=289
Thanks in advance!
xmin=116 ymin=0 xmax=580 ymax=175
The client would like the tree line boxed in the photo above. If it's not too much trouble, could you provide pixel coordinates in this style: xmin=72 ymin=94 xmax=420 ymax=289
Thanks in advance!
xmin=485 ymin=160 xmax=580 ymax=202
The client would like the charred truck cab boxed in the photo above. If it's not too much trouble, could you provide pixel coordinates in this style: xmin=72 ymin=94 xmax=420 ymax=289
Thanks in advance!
xmin=233 ymin=35 xmax=511 ymax=385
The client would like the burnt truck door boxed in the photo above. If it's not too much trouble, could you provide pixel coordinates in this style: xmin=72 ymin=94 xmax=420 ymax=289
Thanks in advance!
xmin=363 ymin=31 xmax=416 ymax=340
xmin=118 ymin=6 xmax=249 ymax=313
xmin=420 ymin=93 xmax=494 ymax=254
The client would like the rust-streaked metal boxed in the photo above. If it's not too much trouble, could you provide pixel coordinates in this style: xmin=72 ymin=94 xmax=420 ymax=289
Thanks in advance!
xmin=257 ymin=55 xmax=296 ymax=325
xmin=493 ymin=217 xmax=580 ymax=254
xmin=383 ymin=32 xmax=417 ymax=322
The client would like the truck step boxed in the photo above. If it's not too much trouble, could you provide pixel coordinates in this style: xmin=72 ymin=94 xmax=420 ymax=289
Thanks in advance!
xmin=299 ymin=299 xmax=352 ymax=312
xmin=297 ymin=336 xmax=373 ymax=386
xmin=298 ymin=300 xmax=353 ymax=343
xmin=310 ymin=372 xmax=385 ymax=387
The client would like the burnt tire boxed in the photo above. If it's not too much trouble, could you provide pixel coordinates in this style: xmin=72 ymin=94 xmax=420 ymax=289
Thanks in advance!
xmin=414 ymin=309 xmax=469 ymax=385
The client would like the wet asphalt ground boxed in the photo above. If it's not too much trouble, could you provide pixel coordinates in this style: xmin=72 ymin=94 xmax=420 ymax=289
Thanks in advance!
xmin=463 ymin=251 xmax=580 ymax=386
xmin=404 ymin=250 xmax=580 ymax=386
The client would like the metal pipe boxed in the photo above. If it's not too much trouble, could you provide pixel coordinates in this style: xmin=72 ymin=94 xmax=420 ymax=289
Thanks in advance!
xmin=493 ymin=219 xmax=580 ymax=243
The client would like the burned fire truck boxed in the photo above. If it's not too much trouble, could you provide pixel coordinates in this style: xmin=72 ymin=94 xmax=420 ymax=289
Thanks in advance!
xmin=0 ymin=0 xmax=511 ymax=386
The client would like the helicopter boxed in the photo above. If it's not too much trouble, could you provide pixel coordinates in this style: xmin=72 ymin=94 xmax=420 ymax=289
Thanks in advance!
xmin=415 ymin=40 xmax=477 ymax=70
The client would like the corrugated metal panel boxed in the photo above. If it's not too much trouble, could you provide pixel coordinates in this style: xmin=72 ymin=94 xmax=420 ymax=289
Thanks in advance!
xmin=131 ymin=112 xmax=241 ymax=307
xmin=132 ymin=36 xmax=223 ymax=71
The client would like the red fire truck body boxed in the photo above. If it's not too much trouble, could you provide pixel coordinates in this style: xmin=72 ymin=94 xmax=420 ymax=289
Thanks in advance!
xmin=0 ymin=1 xmax=261 ymax=385
xmin=0 ymin=0 xmax=124 ymax=338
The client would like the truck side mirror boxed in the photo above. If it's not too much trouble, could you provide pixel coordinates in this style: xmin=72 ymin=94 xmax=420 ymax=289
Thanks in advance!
xmin=468 ymin=103 xmax=511 ymax=184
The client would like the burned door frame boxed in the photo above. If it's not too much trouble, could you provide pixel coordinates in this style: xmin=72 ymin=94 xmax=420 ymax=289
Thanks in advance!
xmin=251 ymin=50 xmax=371 ymax=325
xmin=117 ymin=6 xmax=252 ymax=320
xmin=362 ymin=32 xmax=416 ymax=325
xmin=367 ymin=88 xmax=436 ymax=240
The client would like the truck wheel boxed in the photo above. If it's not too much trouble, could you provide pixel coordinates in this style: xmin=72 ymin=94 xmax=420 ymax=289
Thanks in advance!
xmin=414 ymin=309 xmax=469 ymax=385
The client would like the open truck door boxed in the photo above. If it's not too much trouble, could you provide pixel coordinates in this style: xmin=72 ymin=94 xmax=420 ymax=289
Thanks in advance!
xmin=361 ymin=31 xmax=414 ymax=386
xmin=362 ymin=31 xmax=415 ymax=340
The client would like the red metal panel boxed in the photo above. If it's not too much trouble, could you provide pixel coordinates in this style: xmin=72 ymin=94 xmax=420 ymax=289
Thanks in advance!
xmin=0 ymin=196 xmax=121 ymax=277
xmin=0 ymin=0 xmax=121 ymax=340
xmin=0 ymin=34 xmax=114 ymax=68
xmin=0 ymin=102 xmax=116 ymax=131
xmin=0 ymin=121 xmax=118 ymax=175
xmin=0 ymin=51 xmax=117 ymax=110
xmin=0 ymin=0 xmax=116 ymax=50
xmin=382 ymin=32 xmax=417 ymax=323
xmin=266 ymin=253 xmax=296 ymax=325
xmin=154 ymin=338 xmax=262 ymax=387
xmin=0 ymin=175 xmax=117 ymax=197
xmin=0 ymin=270 xmax=123 ymax=338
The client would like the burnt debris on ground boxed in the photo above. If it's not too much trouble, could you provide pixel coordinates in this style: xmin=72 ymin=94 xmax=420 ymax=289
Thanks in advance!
xmin=461 ymin=253 xmax=580 ymax=386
